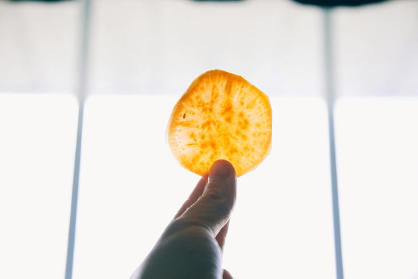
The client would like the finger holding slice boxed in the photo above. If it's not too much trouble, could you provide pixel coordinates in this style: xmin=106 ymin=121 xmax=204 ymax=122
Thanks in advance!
xmin=168 ymin=69 xmax=272 ymax=177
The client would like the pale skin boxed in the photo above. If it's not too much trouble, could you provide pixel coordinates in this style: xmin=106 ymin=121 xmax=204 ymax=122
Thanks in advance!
xmin=131 ymin=160 xmax=236 ymax=279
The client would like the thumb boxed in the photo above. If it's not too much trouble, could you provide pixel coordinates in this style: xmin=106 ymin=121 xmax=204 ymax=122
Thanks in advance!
xmin=180 ymin=160 xmax=236 ymax=236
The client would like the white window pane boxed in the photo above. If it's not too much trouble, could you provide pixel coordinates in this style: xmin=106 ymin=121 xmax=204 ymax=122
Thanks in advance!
xmin=337 ymin=98 xmax=418 ymax=278
xmin=74 ymin=96 xmax=335 ymax=278
xmin=0 ymin=94 xmax=78 ymax=278
xmin=74 ymin=95 xmax=195 ymax=278
xmin=89 ymin=0 xmax=322 ymax=97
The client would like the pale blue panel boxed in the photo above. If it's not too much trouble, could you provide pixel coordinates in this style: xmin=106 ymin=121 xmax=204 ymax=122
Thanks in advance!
xmin=0 ymin=2 xmax=79 ymax=93
xmin=335 ymin=1 xmax=418 ymax=96
xmin=88 ymin=0 xmax=322 ymax=97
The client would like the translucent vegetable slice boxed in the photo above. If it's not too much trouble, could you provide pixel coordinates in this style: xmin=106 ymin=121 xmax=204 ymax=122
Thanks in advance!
xmin=168 ymin=69 xmax=272 ymax=177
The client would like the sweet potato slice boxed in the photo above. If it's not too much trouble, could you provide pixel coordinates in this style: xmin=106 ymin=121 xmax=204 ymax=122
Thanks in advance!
xmin=168 ymin=70 xmax=272 ymax=177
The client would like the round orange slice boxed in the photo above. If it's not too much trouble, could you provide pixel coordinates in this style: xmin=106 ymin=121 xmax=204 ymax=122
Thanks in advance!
xmin=168 ymin=69 xmax=272 ymax=177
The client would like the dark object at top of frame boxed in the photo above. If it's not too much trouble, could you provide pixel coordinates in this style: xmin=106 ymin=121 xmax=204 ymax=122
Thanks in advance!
xmin=192 ymin=0 xmax=245 ymax=2
xmin=8 ymin=0 xmax=389 ymax=5
xmin=293 ymin=0 xmax=389 ymax=7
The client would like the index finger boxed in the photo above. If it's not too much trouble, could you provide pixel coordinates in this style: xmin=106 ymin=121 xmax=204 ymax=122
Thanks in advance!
xmin=174 ymin=175 xmax=208 ymax=219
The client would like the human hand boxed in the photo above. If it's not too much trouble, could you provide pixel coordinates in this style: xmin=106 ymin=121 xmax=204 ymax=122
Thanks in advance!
xmin=131 ymin=160 xmax=236 ymax=279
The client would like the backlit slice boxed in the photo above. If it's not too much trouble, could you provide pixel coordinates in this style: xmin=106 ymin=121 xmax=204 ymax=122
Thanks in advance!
xmin=168 ymin=69 xmax=272 ymax=177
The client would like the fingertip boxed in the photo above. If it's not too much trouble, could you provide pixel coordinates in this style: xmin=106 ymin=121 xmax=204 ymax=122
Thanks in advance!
xmin=207 ymin=160 xmax=236 ymax=202
xmin=209 ymin=160 xmax=236 ymax=181
xmin=223 ymin=269 xmax=233 ymax=279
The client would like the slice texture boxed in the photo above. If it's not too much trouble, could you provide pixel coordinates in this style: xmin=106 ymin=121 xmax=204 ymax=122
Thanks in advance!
xmin=168 ymin=69 xmax=272 ymax=177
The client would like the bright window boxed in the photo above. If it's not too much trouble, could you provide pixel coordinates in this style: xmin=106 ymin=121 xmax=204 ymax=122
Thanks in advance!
xmin=336 ymin=98 xmax=418 ymax=279
xmin=0 ymin=94 xmax=78 ymax=278
xmin=72 ymin=95 xmax=335 ymax=278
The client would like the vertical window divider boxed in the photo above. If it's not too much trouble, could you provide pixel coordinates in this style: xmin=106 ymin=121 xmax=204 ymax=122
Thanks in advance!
xmin=322 ymin=8 xmax=344 ymax=279
xmin=65 ymin=1 xmax=92 ymax=278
